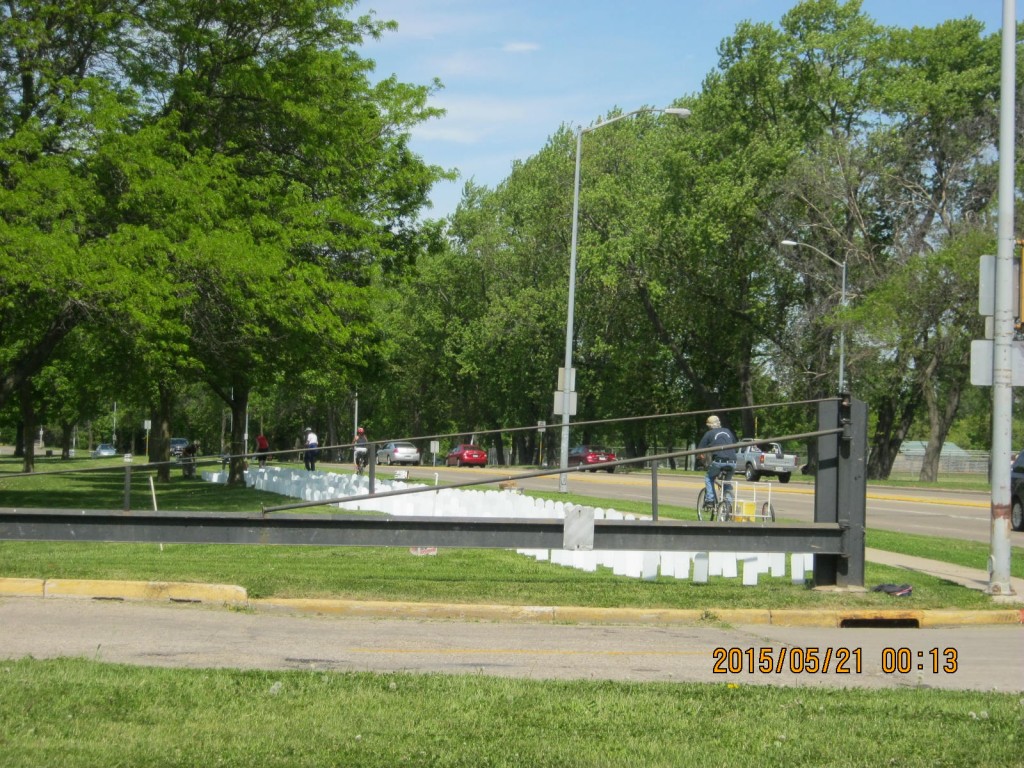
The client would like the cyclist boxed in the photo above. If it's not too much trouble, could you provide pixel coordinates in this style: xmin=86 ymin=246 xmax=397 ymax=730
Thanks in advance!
xmin=697 ymin=414 xmax=737 ymax=516
xmin=255 ymin=432 xmax=271 ymax=468
xmin=353 ymin=426 xmax=369 ymax=474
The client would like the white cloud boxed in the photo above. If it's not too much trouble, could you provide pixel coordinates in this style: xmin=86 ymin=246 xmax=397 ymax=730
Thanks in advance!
xmin=502 ymin=41 xmax=539 ymax=53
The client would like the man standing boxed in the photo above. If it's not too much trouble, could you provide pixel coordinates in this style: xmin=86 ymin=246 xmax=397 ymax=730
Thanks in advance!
xmin=697 ymin=414 xmax=737 ymax=515
xmin=303 ymin=427 xmax=319 ymax=472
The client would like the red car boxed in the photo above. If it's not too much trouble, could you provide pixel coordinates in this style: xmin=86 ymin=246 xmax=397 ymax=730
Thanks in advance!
xmin=567 ymin=444 xmax=617 ymax=473
xmin=446 ymin=444 xmax=488 ymax=467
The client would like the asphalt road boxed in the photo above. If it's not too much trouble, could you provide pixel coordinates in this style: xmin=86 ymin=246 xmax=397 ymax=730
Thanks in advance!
xmin=408 ymin=465 xmax=1019 ymax=547
xmin=1 ymin=597 xmax=1020 ymax=691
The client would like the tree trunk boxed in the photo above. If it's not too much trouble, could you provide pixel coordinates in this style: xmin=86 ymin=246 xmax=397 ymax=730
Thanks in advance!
xmin=60 ymin=423 xmax=73 ymax=459
xmin=867 ymin=395 xmax=918 ymax=479
xmin=325 ymin=403 xmax=340 ymax=463
xmin=228 ymin=388 xmax=250 ymax=485
xmin=20 ymin=385 xmax=35 ymax=473
xmin=489 ymin=431 xmax=505 ymax=466
xmin=918 ymin=366 xmax=965 ymax=483
xmin=738 ymin=343 xmax=756 ymax=439
xmin=153 ymin=384 xmax=174 ymax=482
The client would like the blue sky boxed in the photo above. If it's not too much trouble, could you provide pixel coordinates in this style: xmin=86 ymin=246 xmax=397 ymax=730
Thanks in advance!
xmin=358 ymin=0 xmax=1019 ymax=219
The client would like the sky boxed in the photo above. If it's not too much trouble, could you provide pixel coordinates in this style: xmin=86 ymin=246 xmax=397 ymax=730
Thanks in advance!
xmin=357 ymin=0 xmax=1020 ymax=220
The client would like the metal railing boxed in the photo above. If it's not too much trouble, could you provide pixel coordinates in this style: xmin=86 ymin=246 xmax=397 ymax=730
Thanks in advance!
xmin=0 ymin=397 xmax=867 ymax=587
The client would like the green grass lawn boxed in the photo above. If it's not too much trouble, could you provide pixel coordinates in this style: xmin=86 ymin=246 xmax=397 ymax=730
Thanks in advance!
xmin=0 ymin=657 xmax=1020 ymax=768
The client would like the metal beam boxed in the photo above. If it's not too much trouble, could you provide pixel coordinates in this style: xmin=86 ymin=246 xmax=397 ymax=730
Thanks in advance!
xmin=0 ymin=508 xmax=844 ymax=554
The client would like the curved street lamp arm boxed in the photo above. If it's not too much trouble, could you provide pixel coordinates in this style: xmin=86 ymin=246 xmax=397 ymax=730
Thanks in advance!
xmin=580 ymin=106 xmax=691 ymax=135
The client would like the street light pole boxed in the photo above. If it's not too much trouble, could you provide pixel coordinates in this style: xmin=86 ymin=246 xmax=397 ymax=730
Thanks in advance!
xmin=780 ymin=239 xmax=848 ymax=393
xmin=558 ymin=106 xmax=691 ymax=493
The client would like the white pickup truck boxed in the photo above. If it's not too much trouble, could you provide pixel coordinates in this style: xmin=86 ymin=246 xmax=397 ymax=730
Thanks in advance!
xmin=735 ymin=440 xmax=799 ymax=483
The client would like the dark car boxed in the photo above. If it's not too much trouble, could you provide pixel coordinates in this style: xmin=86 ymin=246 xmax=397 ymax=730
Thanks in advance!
xmin=170 ymin=438 xmax=189 ymax=458
xmin=1012 ymin=451 xmax=1024 ymax=531
xmin=446 ymin=444 xmax=488 ymax=468
xmin=567 ymin=444 xmax=617 ymax=473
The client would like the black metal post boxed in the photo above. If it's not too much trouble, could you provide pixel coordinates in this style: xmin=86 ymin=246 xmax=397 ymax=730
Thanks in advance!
xmin=123 ymin=464 xmax=132 ymax=512
xmin=368 ymin=442 xmax=376 ymax=494
xmin=651 ymin=462 xmax=659 ymax=521
xmin=838 ymin=395 xmax=867 ymax=587
xmin=813 ymin=395 xmax=867 ymax=588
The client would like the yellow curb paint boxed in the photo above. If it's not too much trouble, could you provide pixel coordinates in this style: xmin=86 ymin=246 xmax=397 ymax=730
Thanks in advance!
xmin=769 ymin=609 xmax=841 ymax=627
xmin=0 ymin=577 xmax=44 ymax=597
xmin=43 ymin=579 xmax=246 ymax=604
xmin=712 ymin=609 xmax=773 ymax=625
xmin=919 ymin=610 xmax=1024 ymax=627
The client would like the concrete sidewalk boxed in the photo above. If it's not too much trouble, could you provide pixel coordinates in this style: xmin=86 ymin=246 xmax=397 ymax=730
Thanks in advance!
xmin=865 ymin=547 xmax=1024 ymax=603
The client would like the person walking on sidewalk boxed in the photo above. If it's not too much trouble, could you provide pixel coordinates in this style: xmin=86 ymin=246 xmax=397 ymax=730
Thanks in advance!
xmin=697 ymin=414 xmax=737 ymax=514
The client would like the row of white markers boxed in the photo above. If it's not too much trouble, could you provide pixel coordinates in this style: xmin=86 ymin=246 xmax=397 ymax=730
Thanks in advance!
xmin=204 ymin=465 xmax=814 ymax=586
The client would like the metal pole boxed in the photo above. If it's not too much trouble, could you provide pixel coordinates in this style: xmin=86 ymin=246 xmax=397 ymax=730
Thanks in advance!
xmin=781 ymin=240 xmax=847 ymax=393
xmin=558 ymin=107 xmax=690 ymax=493
xmin=988 ymin=0 xmax=1015 ymax=597
xmin=651 ymin=463 xmax=659 ymax=521
xmin=838 ymin=257 xmax=847 ymax=393
xmin=558 ymin=127 xmax=584 ymax=494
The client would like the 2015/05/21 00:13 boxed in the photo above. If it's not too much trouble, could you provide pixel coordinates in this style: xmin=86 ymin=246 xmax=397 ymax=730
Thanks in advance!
xmin=711 ymin=646 xmax=959 ymax=675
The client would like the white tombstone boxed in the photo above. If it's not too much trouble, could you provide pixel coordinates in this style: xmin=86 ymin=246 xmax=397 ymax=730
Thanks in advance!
xmin=641 ymin=552 xmax=659 ymax=581
xmin=692 ymin=552 xmax=710 ymax=583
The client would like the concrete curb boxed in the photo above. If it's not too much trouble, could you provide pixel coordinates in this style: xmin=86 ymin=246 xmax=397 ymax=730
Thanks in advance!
xmin=3 ymin=578 xmax=1022 ymax=627
xmin=0 ymin=577 xmax=246 ymax=604
xmin=250 ymin=597 xmax=1024 ymax=628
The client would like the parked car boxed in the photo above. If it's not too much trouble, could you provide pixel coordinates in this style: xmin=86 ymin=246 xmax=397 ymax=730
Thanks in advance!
xmin=567 ymin=444 xmax=617 ymax=473
xmin=1012 ymin=451 xmax=1024 ymax=531
xmin=376 ymin=441 xmax=421 ymax=466
xmin=734 ymin=440 xmax=798 ymax=483
xmin=169 ymin=438 xmax=189 ymax=457
xmin=90 ymin=443 xmax=117 ymax=458
xmin=446 ymin=444 xmax=488 ymax=468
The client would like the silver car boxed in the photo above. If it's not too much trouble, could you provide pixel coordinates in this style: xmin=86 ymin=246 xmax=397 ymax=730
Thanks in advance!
xmin=376 ymin=441 xmax=421 ymax=466
xmin=90 ymin=443 xmax=117 ymax=458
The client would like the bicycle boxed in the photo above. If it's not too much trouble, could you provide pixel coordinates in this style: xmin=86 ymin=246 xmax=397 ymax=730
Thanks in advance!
xmin=697 ymin=474 xmax=777 ymax=522
xmin=354 ymin=446 xmax=368 ymax=475
xmin=696 ymin=473 xmax=734 ymax=521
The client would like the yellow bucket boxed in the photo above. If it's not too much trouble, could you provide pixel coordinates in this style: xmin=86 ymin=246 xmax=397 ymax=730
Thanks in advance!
xmin=736 ymin=501 xmax=755 ymax=522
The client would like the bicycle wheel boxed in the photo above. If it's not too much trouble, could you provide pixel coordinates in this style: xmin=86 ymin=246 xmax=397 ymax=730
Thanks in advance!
xmin=760 ymin=502 xmax=776 ymax=522
xmin=717 ymin=500 xmax=733 ymax=522
xmin=697 ymin=489 xmax=711 ymax=521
